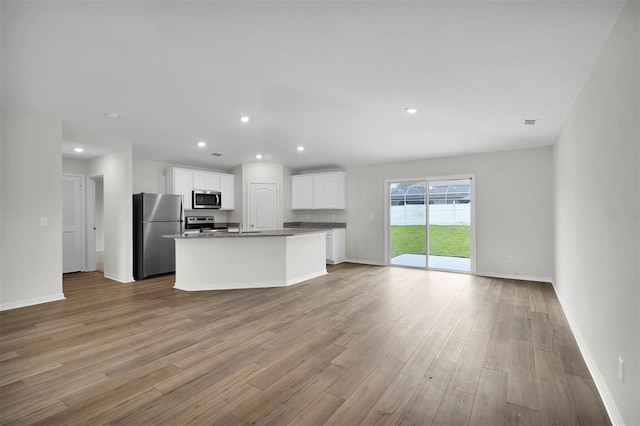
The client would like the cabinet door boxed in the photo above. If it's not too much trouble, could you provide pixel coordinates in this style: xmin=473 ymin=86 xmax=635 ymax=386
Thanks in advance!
xmin=193 ymin=172 xmax=220 ymax=191
xmin=292 ymin=175 xmax=314 ymax=209
xmin=332 ymin=228 xmax=346 ymax=263
xmin=220 ymin=174 xmax=235 ymax=210
xmin=301 ymin=176 xmax=314 ymax=209
xmin=324 ymin=174 xmax=339 ymax=209
xmin=313 ymin=175 xmax=327 ymax=209
xmin=292 ymin=176 xmax=303 ymax=209
xmin=325 ymin=231 xmax=333 ymax=262
xmin=172 ymin=169 xmax=193 ymax=210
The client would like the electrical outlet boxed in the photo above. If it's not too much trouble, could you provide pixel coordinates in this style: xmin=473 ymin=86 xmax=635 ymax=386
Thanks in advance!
xmin=507 ymin=255 xmax=513 ymax=263
xmin=618 ymin=356 xmax=624 ymax=382
xmin=40 ymin=217 xmax=48 ymax=226
xmin=256 ymin=262 xmax=262 ymax=270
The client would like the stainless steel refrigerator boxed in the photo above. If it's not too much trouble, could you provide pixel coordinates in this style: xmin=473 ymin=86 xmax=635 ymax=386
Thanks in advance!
xmin=133 ymin=193 xmax=183 ymax=280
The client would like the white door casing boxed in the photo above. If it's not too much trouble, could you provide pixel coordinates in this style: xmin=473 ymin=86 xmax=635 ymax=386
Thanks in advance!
xmin=62 ymin=175 xmax=84 ymax=273
xmin=248 ymin=182 xmax=279 ymax=231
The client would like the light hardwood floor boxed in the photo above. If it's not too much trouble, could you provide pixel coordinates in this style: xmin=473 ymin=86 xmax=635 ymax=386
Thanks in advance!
xmin=0 ymin=263 xmax=610 ymax=425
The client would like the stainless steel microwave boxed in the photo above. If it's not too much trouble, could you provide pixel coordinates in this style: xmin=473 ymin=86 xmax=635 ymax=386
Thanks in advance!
xmin=192 ymin=190 xmax=221 ymax=209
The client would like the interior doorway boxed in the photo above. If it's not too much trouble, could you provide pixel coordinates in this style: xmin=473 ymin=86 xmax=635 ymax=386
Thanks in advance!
xmin=248 ymin=182 xmax=279 ymax=231
xmin=62 ymin=175 xmax=84 ymax=273
xmin=86 ymin=175 xmax=105 ymax=273
xmin=387 ymin=175 xmax=474 ymax=273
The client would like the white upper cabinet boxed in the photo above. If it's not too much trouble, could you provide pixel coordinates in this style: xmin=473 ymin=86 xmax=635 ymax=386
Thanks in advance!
xmin=291 ymin=171 xmax=345 ymax=210
xmin=192 ymin=171 xmax=220 ymax=191
xmin=166 ymin=168 xmax=193 ymax=210
xmin=166 ymin=167 xmax=235 ymax=210
xmin=220 ymin=174 xmax=235 ymax=210
xmin=291 ymin=175 xmax=314 ymax=209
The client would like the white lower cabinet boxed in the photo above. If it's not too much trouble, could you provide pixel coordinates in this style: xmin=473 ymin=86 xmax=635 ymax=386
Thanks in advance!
xmin=326 ymin=228 xmax=346 ymax=264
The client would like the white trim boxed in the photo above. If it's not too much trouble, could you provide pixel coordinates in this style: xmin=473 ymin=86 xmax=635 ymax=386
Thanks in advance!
xmin=344 ymin=258 xmax=386 ymax=266
xmin=0 ymin=293 xmax=66 ymax=311
xmin=476 ymin=271 xmax=552 ymax=283
xmin=285 ymin=270 xmax=327 ymax=286
xmin=174 ymin=270 xmax=327 ymax=292
xmin=86 ymin=176 xmax=96 ymax=272
xmin=104 ymin=272 xmax=135 ymax=283
xmin=553 ymin=284 xmax=624 ymax=426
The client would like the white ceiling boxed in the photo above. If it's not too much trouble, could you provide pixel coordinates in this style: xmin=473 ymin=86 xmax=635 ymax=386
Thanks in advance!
xmin=1 ymin=1 xmax=624 ymax=171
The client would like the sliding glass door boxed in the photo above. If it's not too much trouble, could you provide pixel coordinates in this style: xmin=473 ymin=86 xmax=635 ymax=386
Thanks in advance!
xmin=388 ymin=176 xmax=473 ymax=272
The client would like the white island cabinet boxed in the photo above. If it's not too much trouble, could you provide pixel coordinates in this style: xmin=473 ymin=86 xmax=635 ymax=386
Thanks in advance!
xmin=166 ymin=229 xmax=327 ymax=291
xmin=291 ymin=171 xmax=345 ymax=210
xmin=166 ymin=167 xmax=235 ymax=210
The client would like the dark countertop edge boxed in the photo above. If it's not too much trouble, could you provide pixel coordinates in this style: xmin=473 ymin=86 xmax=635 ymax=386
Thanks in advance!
xmin=283 ymin=222 xmax=346 ymax=229
xmin=164 ymin=228 xmax=327 ymax=239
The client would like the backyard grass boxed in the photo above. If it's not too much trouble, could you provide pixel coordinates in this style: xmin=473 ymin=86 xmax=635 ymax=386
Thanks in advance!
xmin=391 ymin=225 xmax=470 ymax=258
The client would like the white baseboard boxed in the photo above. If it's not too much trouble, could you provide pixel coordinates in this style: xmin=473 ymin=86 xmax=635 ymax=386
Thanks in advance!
xmin=552 ymin=283 xmax=624 ymax=426
xmin=285 ymin=270 xmax=327 ymax=286
xmin=475 ymin=271 xmax=552 ymax=283
xmin=0 ymin=293 xmax=66 ymax=311
xmin=174 ymin=270 xmax=327 ymax=292
xmin=104 ymin=272 xmax=135 ymax=283
xmin=344 ymin=258 xmax=386 ymax=266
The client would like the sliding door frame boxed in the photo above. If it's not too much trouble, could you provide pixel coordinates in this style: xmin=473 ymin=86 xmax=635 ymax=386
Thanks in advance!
xmin=384 ymin=173 xmax=476 ymax=274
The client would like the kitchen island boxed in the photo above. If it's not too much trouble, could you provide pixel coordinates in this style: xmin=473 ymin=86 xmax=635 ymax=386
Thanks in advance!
xmin=164 ymin=229 xmax=327 ymax=291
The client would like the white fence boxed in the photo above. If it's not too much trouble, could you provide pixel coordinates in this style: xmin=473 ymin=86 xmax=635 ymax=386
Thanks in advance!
xmin=391 ymin=204 xmax=470 ymax=225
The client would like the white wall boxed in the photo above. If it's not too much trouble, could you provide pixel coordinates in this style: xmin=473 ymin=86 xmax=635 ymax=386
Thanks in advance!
xmin=1 ymin=109 xmax=65 ymax=310
xmin=553 ymin=2 xmax=639 ymax=424
xmin=62 ymin=157 xmax=88 ymax=175
xmin=64 ymin=129 xmax=134 ymax=283
xmin=344 ymin=146 xmax=554 ymax=280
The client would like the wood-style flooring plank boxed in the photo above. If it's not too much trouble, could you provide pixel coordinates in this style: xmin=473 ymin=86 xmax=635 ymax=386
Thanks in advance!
xmin=507 ymin=339 xmax=539 ymax=410
xmin=431 ymin=387 xmax=474 ymax=426
xmin=467 ymin=367 xmax=507 ymax=426
xmin=534 ymin=348 xmax=578 ymax=426
xmin=360 ymin=372 xmax=421 ymax=426
xmin=286 ymin=391 xmax=344 ymax=426
xmin=324 ymin=357 xmax=403 ymax=426
xmin=565 ymin=374 xmax=612 ymax=426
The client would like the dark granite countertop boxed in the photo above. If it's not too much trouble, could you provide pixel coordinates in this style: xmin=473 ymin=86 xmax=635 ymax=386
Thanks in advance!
xmin=164 ymin=228 xmax=327 ymax=239
xmin=283 ymin=222 xmax=346 ymax=229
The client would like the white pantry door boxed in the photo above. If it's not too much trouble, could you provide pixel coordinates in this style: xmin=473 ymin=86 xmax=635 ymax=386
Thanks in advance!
xmin=248 ymin=182 xmax=279 ymax=231
xmin=62 ymin=175 xmax=84 ymax=273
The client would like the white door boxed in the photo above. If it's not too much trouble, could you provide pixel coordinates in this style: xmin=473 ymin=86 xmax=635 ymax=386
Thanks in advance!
xmin=248 ymin=182 xmax=279 ymax=231
xmin=63 ymin=175 xmax=84 ymax=273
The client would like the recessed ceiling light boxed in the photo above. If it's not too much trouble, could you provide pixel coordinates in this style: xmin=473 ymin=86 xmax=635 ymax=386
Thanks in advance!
xmin=256 ymin=154 xmax=263 ymax=159
xmin=74 ymin=148 xmax=84 ymax=153
xmin=197 ymin=141 xmax=206 ymax=147
xmin=297 ymin=146 xmax=305 ymax=152
xmin=103 ymin=111 xmax=119 ymax=119
xmin=240 ymin=116 xmax=250 ymax=123
xmin=405 ymin=108 xmax=418 ymax=114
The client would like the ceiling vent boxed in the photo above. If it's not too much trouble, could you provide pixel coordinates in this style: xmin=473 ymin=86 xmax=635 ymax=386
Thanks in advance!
xmin=211 ymin=152 xmax=222 ymax=157
xmin=524 ymin=119 xmax=536 ymax=125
